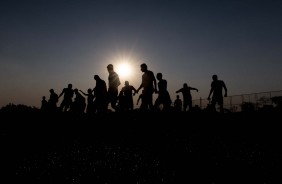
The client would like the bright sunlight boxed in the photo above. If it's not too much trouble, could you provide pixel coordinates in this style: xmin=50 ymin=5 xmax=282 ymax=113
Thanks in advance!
xmin=116 ymin=62 xmax=132 ymax=78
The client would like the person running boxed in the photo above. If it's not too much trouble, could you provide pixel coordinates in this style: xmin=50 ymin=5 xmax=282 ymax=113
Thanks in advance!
xmin=176 ymin=83 xmax=198 ymax=112
xmin=207 ymin=74 xmax=227 ymax=113
xmin=136 ymin=63 xmax=157 ymax=111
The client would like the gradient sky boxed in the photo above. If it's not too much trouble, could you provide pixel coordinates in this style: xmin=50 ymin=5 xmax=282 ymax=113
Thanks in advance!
xmin=1 ymin=0 xmax=282 ymax=108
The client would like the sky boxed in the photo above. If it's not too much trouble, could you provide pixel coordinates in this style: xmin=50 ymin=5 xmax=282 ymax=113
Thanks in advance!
xmin=1 ymin=0 xmax=282 ymax=109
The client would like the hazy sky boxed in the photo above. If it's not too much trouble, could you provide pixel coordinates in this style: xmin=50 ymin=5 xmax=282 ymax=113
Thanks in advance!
xmin=1 ymin=0 xmax=282 ymax=108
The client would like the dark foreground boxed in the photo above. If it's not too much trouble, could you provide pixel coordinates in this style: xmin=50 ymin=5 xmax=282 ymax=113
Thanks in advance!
xmin=1 ymin=111 xmax=282 ymax=183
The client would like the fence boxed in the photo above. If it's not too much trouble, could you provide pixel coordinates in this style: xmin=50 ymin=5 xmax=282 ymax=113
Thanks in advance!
xmin=192 ymin=90 xmax=282 ymax=112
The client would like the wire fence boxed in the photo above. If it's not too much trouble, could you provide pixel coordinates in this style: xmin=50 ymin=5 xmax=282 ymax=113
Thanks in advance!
xmin=192 ymin=90 xmax=282 ymax=112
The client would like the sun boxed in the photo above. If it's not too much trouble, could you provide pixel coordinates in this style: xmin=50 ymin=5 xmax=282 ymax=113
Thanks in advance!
xmin=116 ymin=62 xmax=132 ymax=78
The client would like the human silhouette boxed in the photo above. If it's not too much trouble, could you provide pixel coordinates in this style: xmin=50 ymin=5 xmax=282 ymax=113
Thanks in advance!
xmin=107 ymin=64 xmax=121 ymax=111
xmin=176 ymin=83 xmax=198 ymax=112
xmin=41 ymin=96 xmax=48 ymax=111
xmin=136 ymin=63 xmax=157 ymax=111
xmin=79 ymin=88 xmax=94 ymax=114
xmin=93 ymin=75 xmax=108 ymax=113
xmin=154 ymin=73 xmax=172 ymax=111
xmin=174 ymin=95 xmax=182 ymax=112
xmin=71 ymin=88 xmax=86 ymax=114
xmin=58 ymin=83 xmax=74 ymax=112
xmin=119 ymin=81 xmax=137 ymax=111
xmin=48 ymin=89 xmax=59 ymax=112
xmin=207 ymin=74 xmax=227 ymax=113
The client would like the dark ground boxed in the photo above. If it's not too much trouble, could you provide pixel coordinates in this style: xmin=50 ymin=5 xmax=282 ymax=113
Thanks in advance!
xmin=1 ymin=110 xmax=282 ymax=183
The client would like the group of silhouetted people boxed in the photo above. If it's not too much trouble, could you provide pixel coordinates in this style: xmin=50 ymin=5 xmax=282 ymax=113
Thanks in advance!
xmin=41 ymin=63 xmax=228 ymax=114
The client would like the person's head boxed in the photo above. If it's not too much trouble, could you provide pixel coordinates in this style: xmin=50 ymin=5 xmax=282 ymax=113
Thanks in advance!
xmin=107 ymin=64 xmax=114 ymax=72
xmin=212 ymin=75 xmax=218 ymax=81
xmin=156 ymin=73 xmax=162 ymax=80
xmin=87 ymin=88 xmax=92 ymax=93
xmin=176 ymin=95 xmax=179 ymax=99
xmin=68 ymin=84 xmax=72 ymax=89
xmin=74 ymin=88 xmax=78 ymax=93
xmin=125 ymin=81 xmax=129 ymax=86
xmin=140 ymin=63 xmax=147 ymax=72
xmin=42 ymin=96 xmax=46 ymax=100
xmin=94 ymin=75 xmax=100 ymax=80
xmin=49 ymin=89 xmax=54 ymax=93
xmin=183 ymin=83 xmax=188 ymax=88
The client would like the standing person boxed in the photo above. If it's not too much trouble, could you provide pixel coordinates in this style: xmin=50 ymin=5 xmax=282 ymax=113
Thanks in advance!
xmin=176 ymin=83 xmax=198 ymax=112
xmin=58 ymin=83 xmax=74 ymax=112
xmin=174 ymin=95 xmax=182 ymax=112
xmin=71 ymin=88 xmax=86 ymax=114
xmin=107 ymin=64 xmax=121 ymax=111
xmin=119 ymin=81 xmax=137 ymax=111
xmin=41 ymin=96 xmax=48 ymax=111
xmin=207 ymin=74 xmax=227 ymax=113
xmin=93 ymin=75 xmax=108 ymax=113
xmin=79 ymin=88 xmax=94 ymax=114
xmin=136 ymin=63 xmax=157 ymax=111
xmin=154 ymin=73 xmax=172 ymax=111
xmin=48 ymin=89 xmax=59 ymax=112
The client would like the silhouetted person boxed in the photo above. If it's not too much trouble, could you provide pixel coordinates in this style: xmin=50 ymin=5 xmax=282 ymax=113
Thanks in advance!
xmin=136 ymin=63 xmax=157 ymax=111
xmin=208 ymin=74 xmax=227 ymax=113
xmin=93 ymin=75 xmax=108 ymax=113
xmin=119 ymin=81 xmax=137 ymax=111
xmin=71 ymin=88 xmax=86 ymax=114
xmin=107 ymin=64 xmax=121 ymax=111
xmin=41 ymin=96 xmax=48 ymax=111
xmin=79 ymin=88 xmax=94 ymax=114
xmin=174 ymin=95 xmax=182 ymax=112
xmin=176 ymin=83 xmax=198 ymax=112
xmin=58 ymin=83 xmax=74 ymax=112
xmin=154 ymin=73 xmax=172 ymax=111
xmin=48 ymin=89 xmax=59 ymax=112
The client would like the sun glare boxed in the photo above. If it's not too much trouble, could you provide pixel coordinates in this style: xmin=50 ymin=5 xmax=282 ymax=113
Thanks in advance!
xmin=116 ymin=62 xmax=132 ymax=78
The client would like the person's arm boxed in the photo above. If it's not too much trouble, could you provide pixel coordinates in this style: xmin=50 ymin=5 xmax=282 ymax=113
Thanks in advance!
xmin=137 ymin=83 xmax=143 ymax=93
xmin=131 ymin=86 xmax=138 ymax=95
xmin=153 ymin=76 xmax=157 ymax=93
xmin=223 ymin=82 xmax=227 ymax=97
xmin=79 ymin=90 xmax=87 ymax=96
xmin=58 ymin=89 xmax=64 ymax=98
xmin=208 ymin=87 xmax=213 ymax=100
xmin=137 ymin=95 xmax=141 ymax=105
xmin=191 ymin=87 xmax=199 ymax=92
xmin=176 ymin=88 xmax=181 ymax=93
